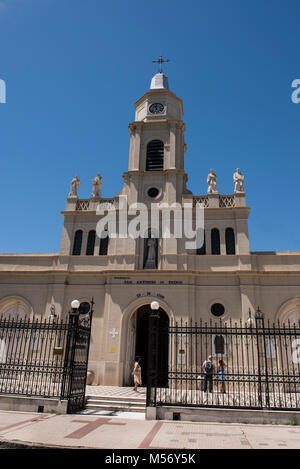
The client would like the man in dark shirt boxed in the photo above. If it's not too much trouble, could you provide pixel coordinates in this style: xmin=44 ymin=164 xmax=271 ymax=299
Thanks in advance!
xmin=202 ymin=355 xmax=214 ymax=392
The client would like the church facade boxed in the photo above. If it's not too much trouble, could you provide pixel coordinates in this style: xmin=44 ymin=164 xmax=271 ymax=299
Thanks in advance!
xmin=0 ymin=71 xmax=300 ymax=387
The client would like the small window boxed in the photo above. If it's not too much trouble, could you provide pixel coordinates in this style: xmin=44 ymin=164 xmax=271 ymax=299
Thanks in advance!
xmin=79 ymin=301 xmax=91 ymax=315
xmin=214 ymin=335 xmax=225 ymax=355
xmin=196 ymin=230 xmax=206 ymax=255
xmin=86 ymin=230 xmax=96 ymax=255
xmin=99 ymin=232 xmax=109 ymax=255
xmin=72 ymin=230 xmax=83 ymax=255
xmin=146 ymin=140 xmax=164 ymax=171
xmin=211 ymin=303 xmax=225 ymax=317
xmin=147 ymin=187 xmax=159 ymax=198
xmin=211 ymin=228 xmax=220 ymax=255
xmin=225 ymin=228 xmax=235 ymax=255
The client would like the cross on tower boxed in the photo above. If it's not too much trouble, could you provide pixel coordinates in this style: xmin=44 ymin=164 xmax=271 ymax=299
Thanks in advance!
xmin=152 ymin=55 xmax=170 ymax=73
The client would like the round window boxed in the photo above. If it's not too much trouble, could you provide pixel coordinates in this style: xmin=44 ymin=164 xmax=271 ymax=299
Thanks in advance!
xmin=211 ymin=303 xmax=225 ymax=317
xmin=147 ymin=187 xmax=159 ymax=198
xmin=79 ymin=302 xmax=91 ymax=315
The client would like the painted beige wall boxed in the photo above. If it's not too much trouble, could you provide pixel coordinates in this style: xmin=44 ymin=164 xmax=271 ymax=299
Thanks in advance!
xmin=0 ymin=253 xmax=300 ymax=385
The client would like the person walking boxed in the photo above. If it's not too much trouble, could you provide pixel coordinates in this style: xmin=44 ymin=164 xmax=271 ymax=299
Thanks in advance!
xmin=202 ymin=355 xmax=214 ymax=392
xmin=217 ymin=359 xmax=226 ymax=393
xmin=132 ymin=356 xmax=142 ymax=392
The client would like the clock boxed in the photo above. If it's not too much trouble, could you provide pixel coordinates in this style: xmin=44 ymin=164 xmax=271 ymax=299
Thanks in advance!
xmin=149 ymin=103 xmax=164 ymax=114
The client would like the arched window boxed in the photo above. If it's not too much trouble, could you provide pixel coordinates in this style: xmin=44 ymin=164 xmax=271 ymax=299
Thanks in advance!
xmin=0 ymin=298 xmax=31 ymax=362
xmin=99 ymin=232 xmax=109 ymax=255
xmin=72 ymin=230 xmax=83 ymax=255
xmin=211 ymin=228 xmax=220 ymax=255
xmin=86 ymin=230 xmax=96 ymax=255
xmin=214 ymin=335 xmax=225 ymax=355
xmin=225 ymin=227 xmax=235 ymax=255
xmin=0 ymin=299 xmax=30 ymax=320
xmin=146 ymin=140 xmax=164 ymax=171
xmin=196 ymin=230 xmax=206 ymax=255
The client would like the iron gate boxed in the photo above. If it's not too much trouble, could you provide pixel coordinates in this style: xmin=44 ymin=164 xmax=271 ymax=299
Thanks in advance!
xmin=61 ymin=305 xmax=94 ymax=413
xmin=147 ymin=310 xmax=300 ymax=411
xmin=0 ymin=301 xmax=93 ymax=413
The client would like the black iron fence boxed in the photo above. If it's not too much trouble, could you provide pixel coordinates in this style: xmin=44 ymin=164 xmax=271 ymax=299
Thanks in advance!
xmin=147 ymin=311 xmax=300 ymax=411
xmin=0 ymin=303 xmax=93 ymax=413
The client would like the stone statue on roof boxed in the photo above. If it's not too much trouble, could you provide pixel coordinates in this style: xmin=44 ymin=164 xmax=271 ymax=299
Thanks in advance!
xmin=233 ymin=168 xmax=245 ymax=193
xmin=69 ymin=175 xmax=80 ymax=198
xmin=207 ymin=169 xmax=218 ymax=194
xmin=91 ymin=173 xmax=102 ymax=198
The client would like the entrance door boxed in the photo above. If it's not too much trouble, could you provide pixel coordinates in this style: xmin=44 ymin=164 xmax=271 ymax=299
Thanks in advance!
xmin=124 ymin=312 xmax=137 ymax=385
xmin=135 ymin=304 xmax=169 ymax=386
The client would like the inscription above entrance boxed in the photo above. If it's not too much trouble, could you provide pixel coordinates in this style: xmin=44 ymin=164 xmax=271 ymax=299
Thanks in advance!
xmin=113 ymin=277 xmax=183 ymax=286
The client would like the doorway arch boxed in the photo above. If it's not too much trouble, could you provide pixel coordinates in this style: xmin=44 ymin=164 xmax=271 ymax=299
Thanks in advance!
xmin=122 ymin=298 xmax=172 ymax=386
xmin=275 ymin=297 xmax=300 ymax=325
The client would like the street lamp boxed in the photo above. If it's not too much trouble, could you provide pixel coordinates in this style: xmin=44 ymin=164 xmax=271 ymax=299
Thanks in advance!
xmin=247 ymin=309 xmax=254 ymax=328
xmin=150 ymin=301 xmax=160 ymax=318
xmin=70 ymin=299 xmax=80 ymax=315
xmin=151 ymin=301 xmax=159 ymax=310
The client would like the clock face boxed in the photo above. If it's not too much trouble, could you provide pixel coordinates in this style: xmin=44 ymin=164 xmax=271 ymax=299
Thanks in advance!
xmin=149 ymin=103 xmax=164 ymax=114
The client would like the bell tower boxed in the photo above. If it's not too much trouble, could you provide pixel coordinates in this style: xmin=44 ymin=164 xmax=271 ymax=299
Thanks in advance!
xmin=123 ymin=58 xmax=188 ymax=207
xmin=128 ymin=75 xmax=185 ymax=172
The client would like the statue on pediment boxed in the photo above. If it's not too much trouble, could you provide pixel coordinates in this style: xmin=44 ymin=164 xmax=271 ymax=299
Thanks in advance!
xmin=207 ymin=169 xmax=218 ymax=194
xmin=69 ymin=175 xmax=80 ymax=198
xmin=233 ymin=168 xmax=245 ymax=193
xmin=91 ymin=173 xmax=102 ymax=198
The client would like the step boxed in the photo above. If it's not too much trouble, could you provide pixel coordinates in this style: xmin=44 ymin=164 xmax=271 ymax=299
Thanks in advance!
xmin=85 ymin=396 xmax=146 ymax=413
xmin=85 ymin=395 xmax=146 ymax=405
xmin=85 ymin=402 xmax=146 ymax=413
xmin=86 ymin=398 xmax=146 ymax=407
xmin=85 ymin=403 xmax=146 ymax=412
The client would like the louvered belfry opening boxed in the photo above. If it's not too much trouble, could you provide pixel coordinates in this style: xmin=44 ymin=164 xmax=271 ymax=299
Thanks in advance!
xmin=146 ymin=139 xmax=164 ymax=171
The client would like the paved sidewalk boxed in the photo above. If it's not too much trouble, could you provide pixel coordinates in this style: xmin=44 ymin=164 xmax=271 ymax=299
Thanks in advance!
xmin=0 ymin=410 xmax=299 ymax=449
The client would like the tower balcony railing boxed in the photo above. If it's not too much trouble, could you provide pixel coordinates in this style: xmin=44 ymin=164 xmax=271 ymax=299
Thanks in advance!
xmin=71 ymin=198 xmax=116 ymax=212
xmin=76 ymin=199 xmax=90 ymax=211
xmin=192 ymin=195 xmax=210 ymax=208
xmin=192 ymin=193 xmax=246 ymax=208
xmin=219 ymin=195 xmax=235 ymax=208
xmin=69 ymin=194 xmax=245 ymax=212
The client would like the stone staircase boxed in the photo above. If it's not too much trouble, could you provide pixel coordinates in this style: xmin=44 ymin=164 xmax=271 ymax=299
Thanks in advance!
xmin=84 ymin=386 xmax=146 ymax=414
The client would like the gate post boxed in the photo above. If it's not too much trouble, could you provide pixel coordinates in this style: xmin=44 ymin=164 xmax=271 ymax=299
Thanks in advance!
xmin=61 ymin=306 xmax=79 ymax=404
xmin=255 ymin=307 xmax=270 ymax=408
xmin=62 ymin=299 xmax=94 ymax=413
xmin=146 ymin=302 xmax=160 ymax=408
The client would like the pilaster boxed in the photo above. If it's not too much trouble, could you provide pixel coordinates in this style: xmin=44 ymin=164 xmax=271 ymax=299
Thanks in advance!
xmin=208 ymin=193 xmax=219 ymax=208
xmin=234 ymin=192 xmax=246 ymax=207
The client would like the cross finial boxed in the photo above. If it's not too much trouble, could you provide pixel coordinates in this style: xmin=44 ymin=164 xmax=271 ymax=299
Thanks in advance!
xmin=152 ymin=55 xmax=170 ymax=74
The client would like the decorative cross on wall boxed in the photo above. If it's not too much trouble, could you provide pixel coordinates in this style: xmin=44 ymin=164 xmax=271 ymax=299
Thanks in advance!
xmin=109 ymin=328 xmax=119 ymax=339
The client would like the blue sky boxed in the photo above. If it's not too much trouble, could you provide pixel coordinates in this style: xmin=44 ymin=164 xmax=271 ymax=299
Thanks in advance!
xmin=0 ymin=0 xmax=299 ymax=253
